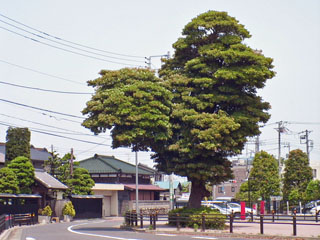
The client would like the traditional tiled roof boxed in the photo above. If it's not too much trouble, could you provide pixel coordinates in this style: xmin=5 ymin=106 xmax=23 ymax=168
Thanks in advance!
xmin=79 ymin=154 xmax=155 ymax=175
xmin=0 ymin=143 xmax=51 ymax=163
xmin=34 ymin=169 xmax=68 ymax=190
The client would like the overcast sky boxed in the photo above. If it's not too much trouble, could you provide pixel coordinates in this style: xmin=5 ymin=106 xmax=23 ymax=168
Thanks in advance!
xmin=0 ymin=0 xmax=319 ymax=168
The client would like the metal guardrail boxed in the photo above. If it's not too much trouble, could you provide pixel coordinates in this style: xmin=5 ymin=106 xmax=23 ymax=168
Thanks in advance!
xmin=125 ymin=211 xmax=320 ymax=236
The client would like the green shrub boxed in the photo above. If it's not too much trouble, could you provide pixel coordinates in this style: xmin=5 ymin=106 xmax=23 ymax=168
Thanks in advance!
xmin=41 ymin=205 xmax=52 ymax=216
xmin=62 ymin=201 xmax=76 ymax=217
xmin=168 ymin=207 xmax=226 ymax=230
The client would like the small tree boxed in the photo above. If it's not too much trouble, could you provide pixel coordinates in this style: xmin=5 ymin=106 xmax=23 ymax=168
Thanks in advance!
xmin=0 ymin=167 xmax=20 ymax=194
xmin=44 ymin=151 xmax=62 ymax=177
xmin=236 ymin=151 xmax=280 ymax=201
xmin=41 ymin=205 xmax=53 ymax=217
xmin=305 ymin=180 xmax=320 ymax=201
xmin=7 ymin=156 xmax=35 ymax=194
xmin=282 ymin=149 xmax=313 ymax=201
xmin=5 ymin=127 xmax=31 ymax=163
xmin=62 ymin=201 xmax=76 ymax=217
xmin=67 ymin=168 xmax=94 ymax=195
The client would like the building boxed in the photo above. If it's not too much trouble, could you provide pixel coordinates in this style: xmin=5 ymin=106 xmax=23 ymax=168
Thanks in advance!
xmin=78 ymin=154 xmax=165 ymax=216
xmin=212 ymin=165 xmax=249 ymax=200
xmin=0 ymin=143 xmax=51 ymax=169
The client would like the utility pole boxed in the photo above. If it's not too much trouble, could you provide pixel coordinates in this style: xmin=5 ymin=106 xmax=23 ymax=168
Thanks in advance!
xmin=275 ymin=121 xmax=286 ymax=178
xmin=145 ymin=52 xmax=170 ymax=70
xmin=255 ymin=135 xmax=260 ymax=153
xmin=299 ymin=130 xmax=313 ymax=163
xmin=135 ymin=151 xmax=139 ymax=214
xmin=70 ymin=148 xmax=74 ymax=177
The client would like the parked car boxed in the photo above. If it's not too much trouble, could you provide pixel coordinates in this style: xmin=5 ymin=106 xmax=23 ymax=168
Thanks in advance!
xmin=228 ymin=202 xmax=257 ymax=216
xmin=310 ymin=205 xmax=320 ymax=215
xmin=211 ymin=204 xmax=231 ymax=215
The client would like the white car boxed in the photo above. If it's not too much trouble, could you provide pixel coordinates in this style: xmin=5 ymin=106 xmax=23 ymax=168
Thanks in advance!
xmin=228 ymin=202 xmax=257 ymax=215
xmin=310 ymin=205 xmax=320 ymax=215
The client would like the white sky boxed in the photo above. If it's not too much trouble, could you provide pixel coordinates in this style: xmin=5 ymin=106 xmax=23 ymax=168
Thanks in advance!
xmin=0 ymin=0 xmax=319 ymax=168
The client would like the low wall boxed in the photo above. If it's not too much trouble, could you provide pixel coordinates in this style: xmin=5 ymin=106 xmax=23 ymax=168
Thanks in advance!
xmin=121 ymin=200 xmax=170 ymax=215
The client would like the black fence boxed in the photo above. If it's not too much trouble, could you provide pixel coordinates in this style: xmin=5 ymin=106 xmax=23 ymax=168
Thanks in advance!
xmin=124 ymin=211 xmax=320 ymax=236
xmin=0 ymin=213 xmax=37 ymax=236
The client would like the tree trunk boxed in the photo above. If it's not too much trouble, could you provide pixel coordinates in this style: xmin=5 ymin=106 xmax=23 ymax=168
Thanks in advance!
xmin=188 ymin=180 xmax=210 ymax=208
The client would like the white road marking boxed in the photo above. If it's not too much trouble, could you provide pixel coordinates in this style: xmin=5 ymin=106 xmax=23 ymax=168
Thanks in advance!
xmin=155 ymin=233 xmax=177 ymax=236
xmin=68 ymin=221 xmax=141 ymax=240
xmin=26 ymin=238 xmax=36 ymax=240
xmin=192 ymin=237 xmax=218 ymax=240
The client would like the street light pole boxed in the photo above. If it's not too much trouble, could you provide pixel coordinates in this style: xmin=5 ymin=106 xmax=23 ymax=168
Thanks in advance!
xmin=135 ymin=151 xmax=139 ymax=214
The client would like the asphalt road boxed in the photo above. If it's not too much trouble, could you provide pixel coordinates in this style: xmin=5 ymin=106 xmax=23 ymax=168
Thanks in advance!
xmin=15 ymin=219 xmax=261 ymax=240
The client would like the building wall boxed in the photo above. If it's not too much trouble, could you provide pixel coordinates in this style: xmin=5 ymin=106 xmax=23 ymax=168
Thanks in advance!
xmin=93 ymin=189 xmax=119 ymax=216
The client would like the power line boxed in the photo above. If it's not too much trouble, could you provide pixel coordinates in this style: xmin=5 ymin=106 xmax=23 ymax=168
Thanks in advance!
xmin=0 ymin=80 xmax=93 ymax=95
xmin=0 ymin=113 xmax=109 ymax=139
xmin=0 ymin=98 xmax=85 ymax=119
xmin=0 ymin=122 xmax=110 ymax=147
xmin=0 ymin=18 xmax=145 ymax=64
xmin=0 ymin=12 xmax=145 ymax=59
xmin=0 ymin=59 xmax=85 ymax=85
xmin=0 ymin=25 xmax=142 ymax=67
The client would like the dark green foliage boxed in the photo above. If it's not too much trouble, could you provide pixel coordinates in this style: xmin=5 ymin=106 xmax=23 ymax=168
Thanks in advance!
xmin=0 ymin=167 xmax=19 ymax=194
xmin=237 ymin=151 xmax=280 ymax=201
xmin=155 ymin=11 xmax=275 ymax=207
xmin=305 ymin=180 xmax=320 ymax=201
xmin=5 ymin=127 xmax=31 ymax=163
xmin=168 ymin=207 xmax=225 ymax=229
xmin=7 ymin=156 xmax=34 ymax=194
xmin=82 ymin=68 xmax=173 ymax=152
xmin=282 ymin=149 xmax=313 ymax=201
xmin=67 ymin=168 xmax=95 ymax=195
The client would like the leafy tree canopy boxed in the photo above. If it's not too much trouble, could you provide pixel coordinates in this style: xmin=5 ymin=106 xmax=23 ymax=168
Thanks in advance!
xmin=5 ymin=127 xmax=31 ymax=163
xmin=82 ymin=68 xmax=173 ymax=152
xmin=7 ymin=156 xmax=34 ymax=194
xmin=0 ymin=167 xmax=20 ymax=194
xmin=156 ymin=11 xmax=275 ymax=207
xmin=282 ymin=149 xmax=313 ymax=201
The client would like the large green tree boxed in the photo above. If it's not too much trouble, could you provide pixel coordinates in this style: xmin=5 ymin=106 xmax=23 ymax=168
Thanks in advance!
xmin=282 ymin=149 xmax=313 ymax=201
xmin=155 ymin=11 xmax=275 ymax=207
xmin=0 ymin=167 xmax=20 ymax=194
xmin=5 ymin=127 xmax=31 ymax=163
xmin=236 ymin=151 xmax=280 ymax=202
xmin=82 ymin=11 xmax=275 ymax=208
xmin=7 ymin=156 xmax=35 ymax=194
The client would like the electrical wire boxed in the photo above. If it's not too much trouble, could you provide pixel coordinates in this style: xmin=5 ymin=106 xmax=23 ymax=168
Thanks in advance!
xmin=0 ymin=25 xmax=142 ymax=67
xmin=0 ymin=18 xmax=145 ymax=64
xmin=0 ymin=59 xmax=85 ymax=85
xmin=0 ymin=122 xmax=110 ymax=146
xmin=0 ymin=80 xmax=93 ymax=95
xmin=0 ymin=12 xmax=145 ymax=59
xmin=0 ymin=98 xmax=85 ymax=119
xmin=0 ymin=113 xmax=109 ymax=139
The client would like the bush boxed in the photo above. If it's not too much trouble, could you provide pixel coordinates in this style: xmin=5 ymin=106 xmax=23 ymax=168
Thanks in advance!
xmin=168 ymin=207 xmax=226 ymax=230
xmin=62 ymin=201 xmax=76 ymax=217
xmin=41 ymin=205 xmax=52 ymax=216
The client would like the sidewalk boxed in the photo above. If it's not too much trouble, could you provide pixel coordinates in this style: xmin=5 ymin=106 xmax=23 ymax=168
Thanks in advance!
xmin=130 ymin=220 xmax=320 ymax=239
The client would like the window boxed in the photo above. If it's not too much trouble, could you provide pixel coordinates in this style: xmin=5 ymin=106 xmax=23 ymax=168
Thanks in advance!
xmin=218 ymin=187 xmax=224 ymax=193
xmin=231 ymin=187 xmax=235 ymax=192
xmin=312 ymin=169 xmax=317 ymax=179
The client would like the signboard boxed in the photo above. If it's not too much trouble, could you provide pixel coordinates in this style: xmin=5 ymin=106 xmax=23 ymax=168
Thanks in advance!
xmin=270 ymin=196 xmax=282 ymax=201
